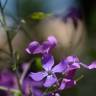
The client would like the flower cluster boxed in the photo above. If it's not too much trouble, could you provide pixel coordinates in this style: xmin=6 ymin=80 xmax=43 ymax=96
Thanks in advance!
xmin=0 ymin=36 xmax=96 ymax=96
xmin=26 ymin=36 xmax=96 ymax=96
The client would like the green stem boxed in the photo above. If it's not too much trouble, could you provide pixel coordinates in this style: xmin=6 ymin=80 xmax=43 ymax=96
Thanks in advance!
xmin=0 ymin=86 xmax=20 ymax=94
xmin=0 ymin=2 xmax=23 ymax=95
xmin=0 ymin=1 xmax=13 ymax=57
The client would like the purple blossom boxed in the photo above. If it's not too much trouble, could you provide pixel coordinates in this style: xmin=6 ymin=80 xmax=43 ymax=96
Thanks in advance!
xmin=29 ymin=54 xmax=67 ymax=87
xmin=26 ymin=36 xmax=57 ymax=55
xmin=0 ymin=70 xmax=18 ymax=89
xmin=65 ymin=55 xmax=80 ymax=70
xmin=65 ymin=55 xmax=96 ymax=70
xmin=0 ymin=70 xmax=43 ymax=96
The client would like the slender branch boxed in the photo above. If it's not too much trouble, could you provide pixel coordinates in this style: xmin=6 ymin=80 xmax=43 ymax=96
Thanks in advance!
xmin=75 ymin=75 xmax=84 ymax=82
xmin=0 ymin=0 xmax=13 ymax=57
xmin=2 ymin=0 xmax=8 ymax=10
xmin=0 ymin=1 xmax=23 ymax=95
xmin=20 ymin=59 xmax=33 ymax=84
xmin=0 ymin=86 xmax=20 ymax=94
xmin=20 ymin=62 xmax=31 ymax=84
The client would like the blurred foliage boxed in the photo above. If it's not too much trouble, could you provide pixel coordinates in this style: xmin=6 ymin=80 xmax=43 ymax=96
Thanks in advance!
xmin=34 ymin=57 xmax=43 ymax=71
xmin=30 ymin=12 xmax=51 ymax=21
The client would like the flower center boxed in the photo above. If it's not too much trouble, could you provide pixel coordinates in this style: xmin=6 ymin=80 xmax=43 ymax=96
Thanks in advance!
xmin=47 ymin=70 xmax=52 ymax=75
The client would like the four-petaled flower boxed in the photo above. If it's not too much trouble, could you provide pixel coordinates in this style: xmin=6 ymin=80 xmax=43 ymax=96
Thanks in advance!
xmin=29 ymin=54 xmax=67 ymax=87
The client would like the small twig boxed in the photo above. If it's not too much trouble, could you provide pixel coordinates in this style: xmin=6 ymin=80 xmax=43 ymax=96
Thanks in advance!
xmin=0 ymin=86 xmax=20 ymax=93
xmin=2 ymin=0 xmax=8 ymax=10
xmin=0 ymin=0 xmax=13 ymax=57
xmin=0 ymin=1 xmax=23 ymax=95
xmin=20 ymin=60 xmax=33 ymax=84
xmin=75 ymin=74 xmax=84 ymax=82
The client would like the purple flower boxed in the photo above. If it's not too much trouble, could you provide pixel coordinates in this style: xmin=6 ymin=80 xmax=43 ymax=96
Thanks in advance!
xmin=26 ymin=36 xmax=57 ymax=55
xmin=63 ymin=56 xmax=80 ymax=72
xmin=0 ymin=70 xmax=18 ymax=89
xmin=65 ymin=55 xmax=96 ymax=70
xmin=0 ymin=70 xmax=43 ymax=96
xmin=30 ymin=54 xmax=67 ymax=87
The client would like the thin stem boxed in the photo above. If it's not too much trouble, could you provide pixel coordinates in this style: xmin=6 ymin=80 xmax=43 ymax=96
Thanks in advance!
xmin=0 ymin=1 xmax=23 ymax=95
xmin=2 ymin=0 xmax=8 ymax=10
xmin=0 ymin=1 xmax=13 ymax=57
xmin=0 ymin=86 xmax=20 ymax=93
xmin=75 ymin=74 xmax=84 ymax=82
xmin=20 ymin=62 xmax=31 ymax=84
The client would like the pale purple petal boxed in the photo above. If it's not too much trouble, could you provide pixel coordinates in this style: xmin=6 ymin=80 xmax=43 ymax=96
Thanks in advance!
xmin=29 ymin=72 xmax=48 ymax=81
xmin=43 ymin=75 xmax=57 ymax=87
xmin=72 ymin=62 xmax=80 ymax=68
xmin=33 ymin=46 xmax=43 ymax=54
xmin=59 ymin=81 xmax=66 ymax=90
xmin=66 ymin=55 xmax=79 ymax=63
xmin=41 ymin=41 xmax=51 ymax=54
xmin=88 ymin=61 xmax=96 ymax=69
xmin=52 ymin=60 xmax=67 ymax=73
xmin=59 ymin=79 xmax=76 ymax=90
xmin=47 ymin=36 xmax=57 ymax=46
xmin=42 ymin=55 xmax=54 ymax=71
xmin=26 ymin=41 xmax=40 ymax=54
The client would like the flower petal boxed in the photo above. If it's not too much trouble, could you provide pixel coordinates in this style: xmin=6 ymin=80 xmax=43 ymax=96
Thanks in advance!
xmin=52 ymin=60 xmax=67 ymax=73
xmin=29 ymin=72 xmax=48 ymax=81
xmin=88 ymin=61 xmax=96 ymax=69
xmin=66 ymin=55 xmax=79 ymax=63
xmin=59 ymin=81 xmax=66 ymax=90
xmin=47 ymin=36 xmax=57 ymax=46
xmin=72 ymin=62 xmax=80 ymax=68
xmin=42 ymin=54 xmax=54 ymax=71
xmin=41 ymin=41 xmax=51 ymax=54
xmin=26 ymin=41 xmax=40 ymax=54
xmin=43 ymin=75 xmax=57 ymax=87
xmin=59 ymin=79 xmax=76 ymax=90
